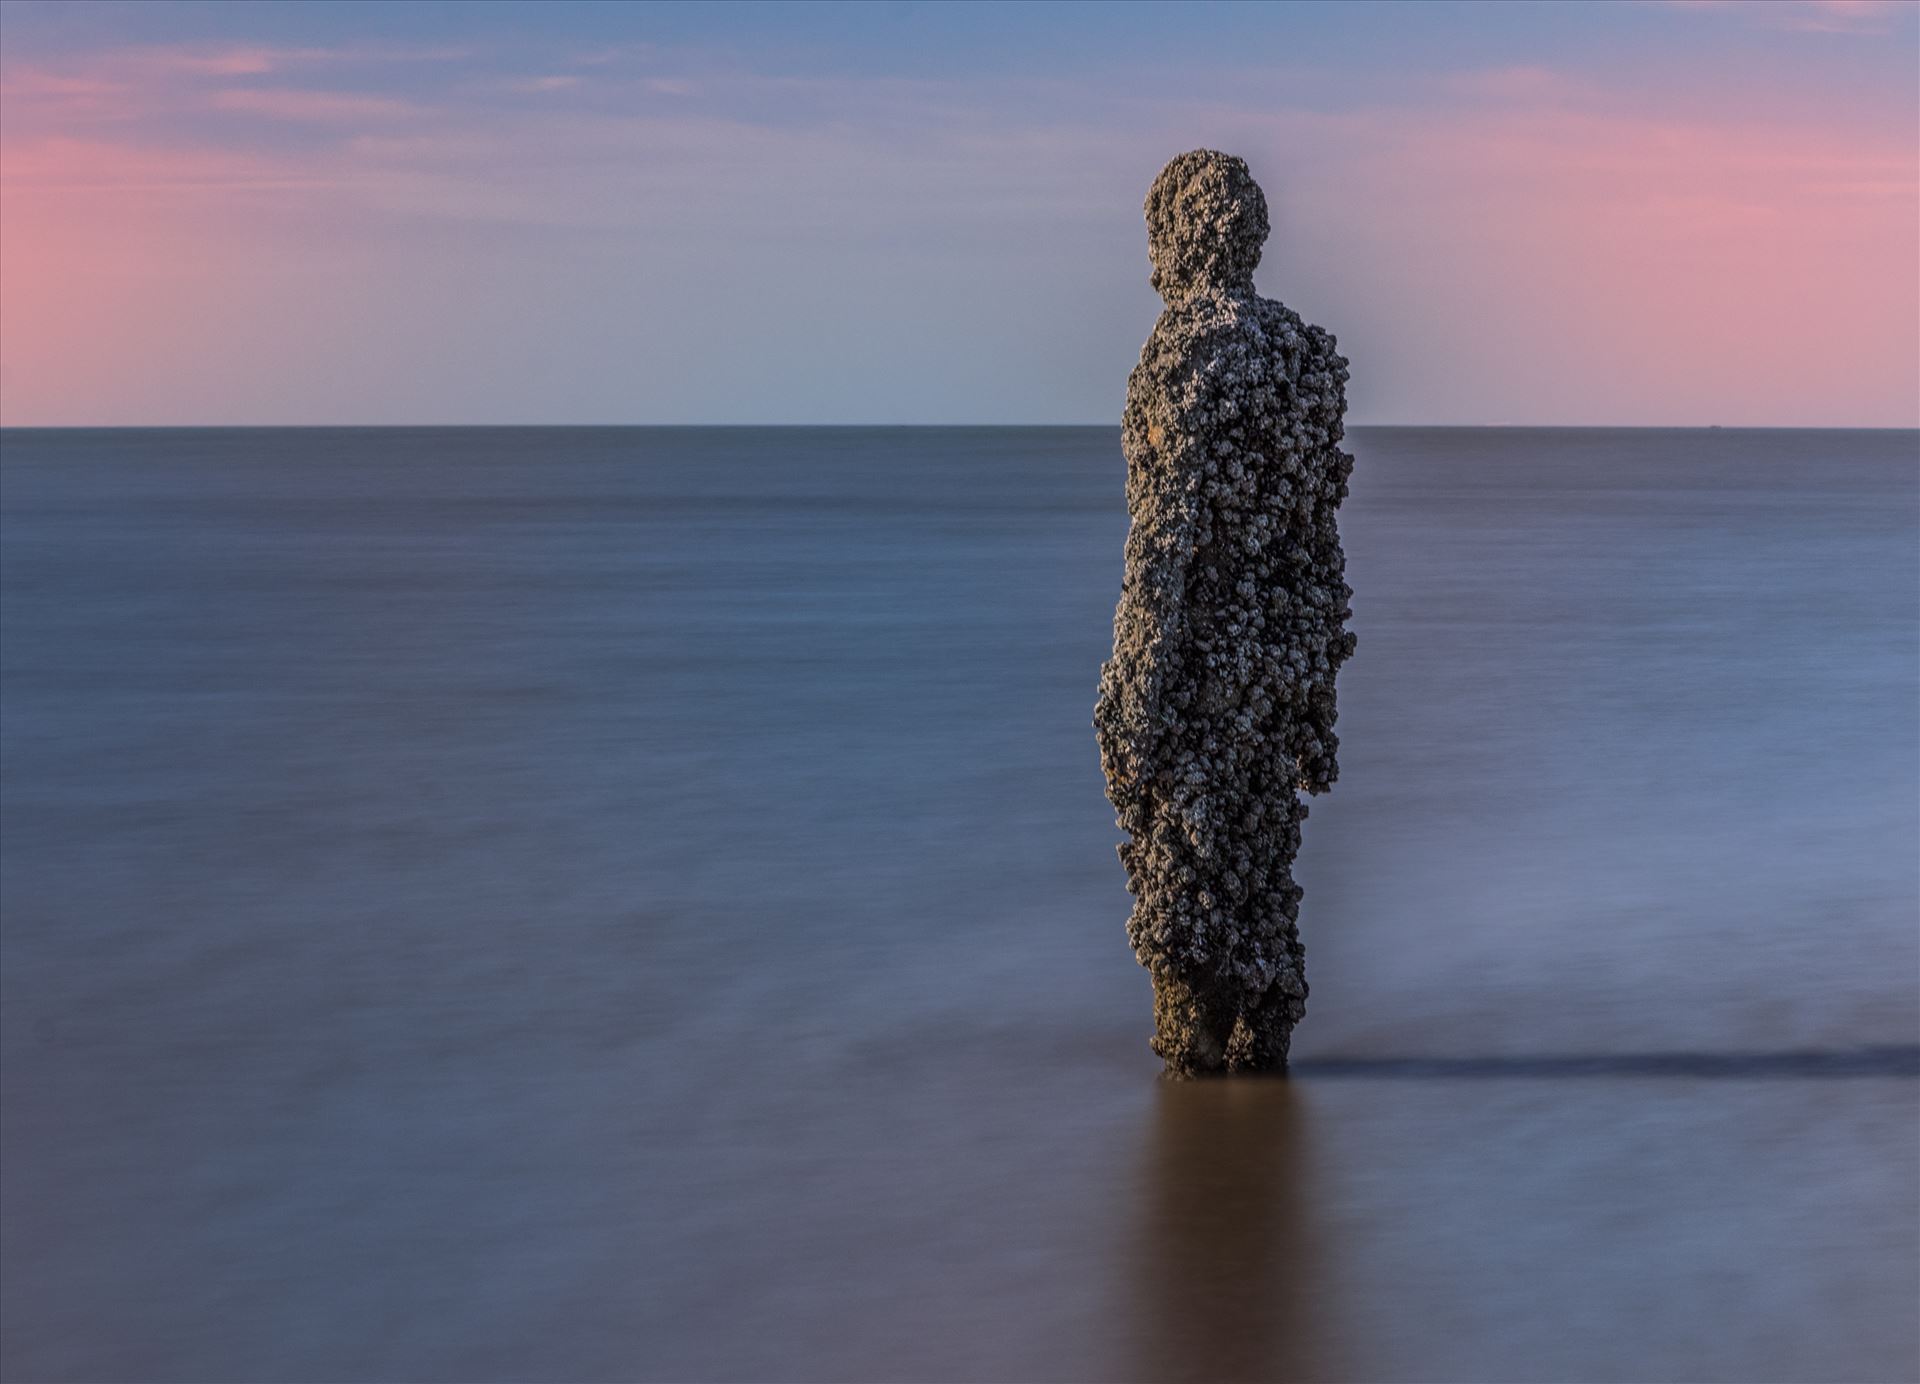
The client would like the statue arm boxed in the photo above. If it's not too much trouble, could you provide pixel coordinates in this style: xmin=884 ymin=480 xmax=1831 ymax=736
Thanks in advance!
xmin=1293 ymin=326 xmax=1355 ymax=795
xmin=1098 ymin=346 xmax=1223 ymax=801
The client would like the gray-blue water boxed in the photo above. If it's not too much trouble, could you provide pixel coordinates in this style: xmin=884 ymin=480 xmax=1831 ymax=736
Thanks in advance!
xmin=2 ymin=426 xmax=1916 ymax=1383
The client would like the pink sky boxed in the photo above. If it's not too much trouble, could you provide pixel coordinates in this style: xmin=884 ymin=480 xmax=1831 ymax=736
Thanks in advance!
xmin=2 ymin=2 xmax=1915 ymax=426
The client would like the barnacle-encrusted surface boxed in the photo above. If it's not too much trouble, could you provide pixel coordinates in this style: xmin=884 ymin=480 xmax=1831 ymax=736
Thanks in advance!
xmin=1094 ymin=150 xmax=1355 ymax=1075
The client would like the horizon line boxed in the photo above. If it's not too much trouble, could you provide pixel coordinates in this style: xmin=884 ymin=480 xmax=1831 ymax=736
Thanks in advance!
xmin=4 ymin=422 xmax=1917 ymax=433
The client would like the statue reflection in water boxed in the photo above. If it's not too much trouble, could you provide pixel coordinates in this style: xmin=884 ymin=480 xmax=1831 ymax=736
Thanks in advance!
xmin=1122 ymin=1077 xmax=1337 ymax=1383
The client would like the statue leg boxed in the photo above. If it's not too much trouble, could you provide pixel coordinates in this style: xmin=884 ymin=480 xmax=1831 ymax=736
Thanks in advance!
xmin=1149 ymin=965 xmax=1241 ymax=1075
xmin=1223 ymin=981 xmax=1305 ymax=1072
xmin=1134 ymin=785 xmax=1309 ymax=1075
xmin=1150 ymin=966 xmax=1304 ymax=1076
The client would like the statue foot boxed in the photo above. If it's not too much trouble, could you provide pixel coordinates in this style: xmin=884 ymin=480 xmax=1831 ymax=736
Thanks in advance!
xmin=1150 ymin=969 xmax=1300 ymax=1076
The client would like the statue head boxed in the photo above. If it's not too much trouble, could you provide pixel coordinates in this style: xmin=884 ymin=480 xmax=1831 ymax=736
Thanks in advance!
xmin=1144 ymin=149 xmax=1269 ymax=302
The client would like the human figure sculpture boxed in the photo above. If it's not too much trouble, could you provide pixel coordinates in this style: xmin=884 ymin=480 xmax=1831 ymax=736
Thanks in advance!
xmin=1094 ymin=150 xmax=1355 ymax=1075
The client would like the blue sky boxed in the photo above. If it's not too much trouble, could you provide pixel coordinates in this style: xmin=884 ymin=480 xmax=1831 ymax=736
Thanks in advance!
xmin=3 ymin=0 xmax=1915 ymax=424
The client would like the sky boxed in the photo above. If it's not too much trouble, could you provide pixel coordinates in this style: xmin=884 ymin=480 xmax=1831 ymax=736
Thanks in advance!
xmin=1 ymin=0 xmax=1915 ymax=427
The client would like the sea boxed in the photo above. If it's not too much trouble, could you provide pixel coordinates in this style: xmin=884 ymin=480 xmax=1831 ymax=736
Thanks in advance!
xmin=2 ymin=425 xmax=1915 ymax=1383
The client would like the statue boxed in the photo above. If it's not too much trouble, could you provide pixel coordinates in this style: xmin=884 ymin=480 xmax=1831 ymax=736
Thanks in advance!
xmin=1094 ymin=150 xmax=1355 ymax=1075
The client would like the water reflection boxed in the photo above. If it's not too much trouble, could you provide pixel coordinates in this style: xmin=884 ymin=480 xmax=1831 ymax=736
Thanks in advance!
xmin=1125 ymin=1077 xmax=1333 ymax=1384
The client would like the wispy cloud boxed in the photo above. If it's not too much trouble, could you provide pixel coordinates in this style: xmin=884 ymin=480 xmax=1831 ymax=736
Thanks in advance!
xmin=503 ymin=75 xmax=584 ymax=95
xmin=568 ymin=45 xmax=659 ymax=69
xmin=31 ymin=42 xmax=452 ymax=79
xmin=1659 ymin=0 xmax=1906 ymax=34
xmin=122 ymin=45 xmax=318 ymax=77
xmin=0 ymin=135 xmax=340 ymax=191
xmin=0 ymin=41 xmax=461 ymax=136
xmin=208 ymin=87 xmax=422 ymax=124
xmin=2 ymin=69 xmax=130 ymax=98
xmin=116 ymin=42 xmax=473 ymax=73
xmin=1440 ymin=66 xmax=1607 ymax=106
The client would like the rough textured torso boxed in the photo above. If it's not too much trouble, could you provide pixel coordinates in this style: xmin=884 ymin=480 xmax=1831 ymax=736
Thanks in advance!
xmin=1094 ymin=272 xmax=1354 ymax=1073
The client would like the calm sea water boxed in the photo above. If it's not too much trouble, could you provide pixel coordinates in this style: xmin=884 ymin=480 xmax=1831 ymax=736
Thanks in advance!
xmin=2 ymin=426 xmax=1915 ymax=1383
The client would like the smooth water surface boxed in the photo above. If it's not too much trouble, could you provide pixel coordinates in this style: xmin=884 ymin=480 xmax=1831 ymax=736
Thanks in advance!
xmin=3 ymin=426 xmax=1916 ymax=1382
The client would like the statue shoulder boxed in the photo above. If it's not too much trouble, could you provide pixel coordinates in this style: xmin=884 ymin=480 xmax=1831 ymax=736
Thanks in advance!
xmin=1135 ymin=293 xmax=1263 ymax=388
xmin=1250 ymin=296 xmax=1349 ymax=382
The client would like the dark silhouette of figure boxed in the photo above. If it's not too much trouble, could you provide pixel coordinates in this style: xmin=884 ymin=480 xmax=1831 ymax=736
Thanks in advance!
xmin=1095 ymin=150 xmax=1355 ymax=1075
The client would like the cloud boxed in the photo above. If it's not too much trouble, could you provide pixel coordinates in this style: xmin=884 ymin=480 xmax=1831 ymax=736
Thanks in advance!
xmin=0 ymin=42 xmax=472 ymax=113
xmin=1440 ymin=66 xmax=1605 ymax=106
xmin=1 ymin=69 xmax=130 ymax=98
xmin=504 ymin=75 xmax=585 ymax=94
xmin=0 ymin=135 xmax=338 ymax=191
xmin=1658 ymin=0 xmax=1906 ymax=33
xmin=114 ymin=42 xmax=472 ymax=74
xmin=1773 ymin=2 xmax=1904 ymax=34
xmin=568 ymin=45 xmax=659 ymax=68
xmin=208 ymin=88 xmax=423 ymax=124
xmin=0 ymin=42 xmax=456 ymax=136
